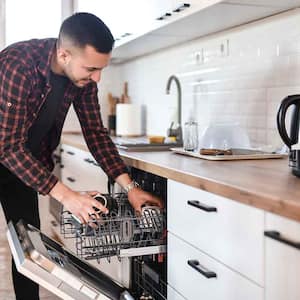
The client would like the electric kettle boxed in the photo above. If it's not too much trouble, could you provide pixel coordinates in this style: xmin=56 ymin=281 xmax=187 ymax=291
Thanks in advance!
xmin=277 ymin=94 xmax=300 ymax=177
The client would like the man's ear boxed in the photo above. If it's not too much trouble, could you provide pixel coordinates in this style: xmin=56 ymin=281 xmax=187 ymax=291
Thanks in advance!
xmin=57 ymin=47 xmax=71 ymax=65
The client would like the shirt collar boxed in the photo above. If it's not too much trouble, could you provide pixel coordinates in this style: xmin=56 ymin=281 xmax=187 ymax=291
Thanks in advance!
xmin=37 ymin=39 xmax=57 ymax=86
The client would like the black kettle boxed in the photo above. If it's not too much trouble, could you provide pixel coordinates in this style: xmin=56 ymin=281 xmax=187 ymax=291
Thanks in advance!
xmin=277 ymin=94 xmax=300 ymax=177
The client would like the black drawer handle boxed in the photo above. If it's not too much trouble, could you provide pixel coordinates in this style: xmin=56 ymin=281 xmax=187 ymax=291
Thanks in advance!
xmin=264 ymin=230 xmax=300 ymax=250
xmin=173 ymin=3 xmax=190 ymax=12
xmin=187 ymin=260 xmax=217 ymax=279
xmin=187 ymin=200 xmax=217 ymax=212
xmin=67 ymin=177 xmax=76 ymax=183
xmin=84 ymin=158 xmax=93 ymax=164
xmin=66 ymin=151 xmax=75 ymax=155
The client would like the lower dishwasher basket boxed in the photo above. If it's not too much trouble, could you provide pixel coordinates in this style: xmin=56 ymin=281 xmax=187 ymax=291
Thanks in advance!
xmin=60 ymin=193 xmax=166 ymax=262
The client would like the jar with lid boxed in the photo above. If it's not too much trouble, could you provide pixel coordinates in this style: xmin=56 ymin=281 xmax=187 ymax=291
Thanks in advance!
xmin=183 ymin=121 xmax=199 ymax=151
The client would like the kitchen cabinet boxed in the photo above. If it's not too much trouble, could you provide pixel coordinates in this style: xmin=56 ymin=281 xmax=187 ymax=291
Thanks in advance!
xmin=111 ymin=0 xmax=300 ymax=63
xmin=264 ymin=212 xmax=300 ymax=300
xmin=226 ymin=0 xmax=300 ymax=7
xmin=75 ymin=0 xmax=173 ymax=46
xmin=168 ymin=285 xmax=187 ymax=300
xmin=168 ymin=179 xmax=264 ymax=285
xmin=168 ymin=232 xmax=263 ymax=300
xmin=61 ymin=144 xmax=108 ymax=193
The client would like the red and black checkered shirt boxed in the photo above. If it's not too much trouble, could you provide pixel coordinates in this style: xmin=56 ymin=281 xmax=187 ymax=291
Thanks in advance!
xmin=0 ymin=38 xmax=128 ymax=195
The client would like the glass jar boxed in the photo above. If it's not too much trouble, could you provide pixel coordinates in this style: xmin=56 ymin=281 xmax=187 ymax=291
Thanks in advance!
xmin=183 ymin=121 xmax=199 ymax=151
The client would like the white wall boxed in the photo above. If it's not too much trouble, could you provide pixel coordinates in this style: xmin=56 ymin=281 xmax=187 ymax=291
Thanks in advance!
xmin=99 ymin=8 xmax=300 ymax=149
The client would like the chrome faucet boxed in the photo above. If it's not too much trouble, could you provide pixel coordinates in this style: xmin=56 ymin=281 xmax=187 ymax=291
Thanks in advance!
xmin=166 ymin=75 xmax=183 ymax=144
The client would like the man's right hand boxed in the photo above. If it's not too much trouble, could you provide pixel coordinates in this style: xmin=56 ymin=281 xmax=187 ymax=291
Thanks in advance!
xmin=49 ymin=181 xmax=108 ymax=224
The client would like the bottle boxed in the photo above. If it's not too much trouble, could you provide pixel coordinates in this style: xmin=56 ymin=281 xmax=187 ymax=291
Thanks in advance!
xmin=183 ymin=121 xmax=199 ymax=151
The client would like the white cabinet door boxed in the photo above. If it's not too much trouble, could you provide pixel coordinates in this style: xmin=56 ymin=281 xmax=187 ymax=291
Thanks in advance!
xmin=168 ymin=232 xmax=263 ymax=300
xmin=61 ymin=144 xmax=108 ymax=193
xmin=167 ymin=180 xmax=264 ymax=285
xmin=265 ymin=213 xmax=300 ymax=300
xmin=168 ymin=284 xmax=187 ymax=300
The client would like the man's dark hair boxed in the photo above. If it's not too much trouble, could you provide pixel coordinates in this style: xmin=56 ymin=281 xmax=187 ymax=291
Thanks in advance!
xmin=58 ymin=12 xmax=114 ymax=53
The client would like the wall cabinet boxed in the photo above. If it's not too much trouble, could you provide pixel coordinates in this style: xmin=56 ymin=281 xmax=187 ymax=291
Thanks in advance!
xmin=264 ymin=213 xmax=300 ymax=300
xmin=110 ymin=0 xmax=300 ymax=63
xmin=74 ymin=0 xmax=300 ymax=63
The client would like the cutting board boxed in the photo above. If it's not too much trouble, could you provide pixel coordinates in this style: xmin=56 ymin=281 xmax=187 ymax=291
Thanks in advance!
xmin=170 ymin=148 xmax=286 ymax=161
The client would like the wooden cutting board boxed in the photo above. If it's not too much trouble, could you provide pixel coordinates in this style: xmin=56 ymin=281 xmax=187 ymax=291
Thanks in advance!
xmin=170 ymin=148 xmax=286 ymax=161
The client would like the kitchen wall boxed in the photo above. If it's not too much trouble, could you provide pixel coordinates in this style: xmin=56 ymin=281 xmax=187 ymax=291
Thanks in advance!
xmin=96 ymin=8 xmax=300 ymax=149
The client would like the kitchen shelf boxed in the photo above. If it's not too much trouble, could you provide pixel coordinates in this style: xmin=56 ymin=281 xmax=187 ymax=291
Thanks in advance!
xmin=111 ymin=0 xmax=300 ymax=63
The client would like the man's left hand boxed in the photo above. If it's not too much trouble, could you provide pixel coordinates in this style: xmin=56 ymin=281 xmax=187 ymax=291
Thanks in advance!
xmin=127 ymin=187 xmax=163 ymax=214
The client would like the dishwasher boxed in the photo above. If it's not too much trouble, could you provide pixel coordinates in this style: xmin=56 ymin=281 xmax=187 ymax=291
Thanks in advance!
xmin=7 ymin=168 xmax=168 ymax=300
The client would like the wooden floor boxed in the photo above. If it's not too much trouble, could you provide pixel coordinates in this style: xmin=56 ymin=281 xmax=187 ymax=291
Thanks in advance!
xmin=0 ymin=196 xmax=60 ymax=299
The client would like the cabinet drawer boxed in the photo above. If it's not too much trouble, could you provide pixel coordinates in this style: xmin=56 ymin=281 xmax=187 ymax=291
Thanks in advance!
xmin=61 ymin=144 xmax=108 ymax=193
xmin=167 ymin=180 xmax=264 ymax=285
xmin=265 ymin=213 xmax=300 ymax=300
xmin=168 ymin=232 xmax=263 ymax=300
xmin=168 ymin=285 xmax=186 ymax=300
xmin=61 ymin=168 xmax=80 ymax=190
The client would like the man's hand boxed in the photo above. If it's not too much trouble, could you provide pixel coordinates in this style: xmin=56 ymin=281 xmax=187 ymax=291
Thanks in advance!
xmin=50 ymin=182 xmax=108 ymax=224
xmin=115 ymin=173 xmax=164 ymax=214
xmin=127 ymin=187 xmax=163 ymax=214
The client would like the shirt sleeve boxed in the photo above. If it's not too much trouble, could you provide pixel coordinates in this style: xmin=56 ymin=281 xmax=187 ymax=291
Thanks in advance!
xmin=73 ymin=83 xmax=129 ymax=179
xmin=0 ymin=58 xmax=58 ymax=195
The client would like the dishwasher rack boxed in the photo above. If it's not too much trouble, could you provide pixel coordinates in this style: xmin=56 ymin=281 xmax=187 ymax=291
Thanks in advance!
xmin=60 ymin=192 xmax=166 ymax=262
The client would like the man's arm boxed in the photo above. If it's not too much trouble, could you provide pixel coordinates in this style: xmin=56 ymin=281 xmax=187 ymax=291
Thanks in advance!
xmin=115 ymin=173 xmax=163 ymax=213
xmin=73 ymin=84 xmax=163 ymax=212
xmin=0 ymin=57 xmax=58 ymax=195
xmin=49 ymin=181 xmax=108 ymax=224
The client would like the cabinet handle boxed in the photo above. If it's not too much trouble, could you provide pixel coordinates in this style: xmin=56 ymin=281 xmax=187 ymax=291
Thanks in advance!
xmin=60 ymin=164 xmax=64 ymax=169
xmin=264 ymin=230 xmax=300 ymax=250
xmin=187 ymin=260 xmax=217 ymax=279
xmin=67 ymin=177 xmax=76 ymax=183
xmin=187 ymin=200 xmax=217 ymax=212
xmin=84 ymin=158 xmax=93 ymax=164
xmin=173 ymin=3 xmax=190 ymax=12
xmin=66 ymin=151 xmax=75 ymax=155
xmin=156 ymin=12 xmax=172 ymax=20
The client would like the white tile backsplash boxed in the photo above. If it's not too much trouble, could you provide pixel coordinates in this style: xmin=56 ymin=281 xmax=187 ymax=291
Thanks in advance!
xmin=97 ymin=8 xmax=300 ymax=148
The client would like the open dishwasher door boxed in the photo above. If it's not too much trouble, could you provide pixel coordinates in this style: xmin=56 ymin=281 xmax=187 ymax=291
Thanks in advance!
xmin=6 ymin=220 xmax=134 ymax=300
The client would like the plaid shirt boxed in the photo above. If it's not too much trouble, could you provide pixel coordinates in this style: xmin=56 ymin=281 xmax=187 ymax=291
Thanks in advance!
xmin=0 ymin=38 xmax=128 ymax=195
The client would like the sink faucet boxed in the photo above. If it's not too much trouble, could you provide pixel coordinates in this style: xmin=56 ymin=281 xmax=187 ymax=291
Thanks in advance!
xmin=166 ymin=75 xmax=183 ymax=144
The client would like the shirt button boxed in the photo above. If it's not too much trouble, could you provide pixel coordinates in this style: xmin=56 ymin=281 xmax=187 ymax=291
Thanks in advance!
xmin=33 ymin=113 xmax=37 ymax=117
xmin=41 ymin=94 xmax=45 ymax=98
xmin=7 ymin=102 xmax=12 ymax=107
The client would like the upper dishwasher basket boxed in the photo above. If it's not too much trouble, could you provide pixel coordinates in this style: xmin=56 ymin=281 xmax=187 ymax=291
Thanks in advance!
xmin=60 ymin=193 xmax=166 ymax=262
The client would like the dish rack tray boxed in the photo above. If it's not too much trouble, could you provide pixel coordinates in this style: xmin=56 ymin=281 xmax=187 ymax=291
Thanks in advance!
xmin=60 ymin=193 xmax=166 ymax=262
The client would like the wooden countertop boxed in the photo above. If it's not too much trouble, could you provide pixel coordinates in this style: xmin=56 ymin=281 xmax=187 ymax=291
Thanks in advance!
xmin=61 ymin=134 xmax=300 ymax=222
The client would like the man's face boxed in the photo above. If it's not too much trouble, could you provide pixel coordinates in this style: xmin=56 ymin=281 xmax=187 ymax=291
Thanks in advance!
xmin=61 ymin=45 xmax=111 ymax=88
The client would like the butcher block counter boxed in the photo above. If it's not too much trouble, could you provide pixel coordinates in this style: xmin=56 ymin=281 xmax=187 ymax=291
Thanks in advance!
xmin=61 ymin=133 xmax=300 ymax=222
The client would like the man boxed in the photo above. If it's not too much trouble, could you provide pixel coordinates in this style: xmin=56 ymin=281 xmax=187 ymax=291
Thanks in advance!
xmin=0 ymin=12 xmax=162 ymax=300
